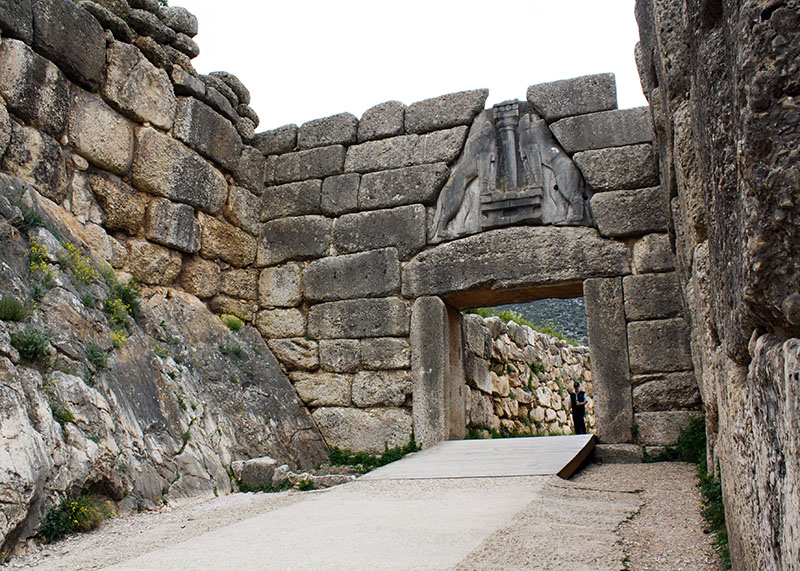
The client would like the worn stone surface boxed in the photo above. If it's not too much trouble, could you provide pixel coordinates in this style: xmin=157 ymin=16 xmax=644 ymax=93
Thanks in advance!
xmin=0 ymin=107 xmax=10 ymax=160
xmin=632 ymin=371 xmax=702 ymax=412
xmin=410 ymin=297 xmax=449 ymax=447
xmin=352 ymin=370 xmax=412 ymax=407
xmin=319 ymin=339 xmax=360 ymax=373
xmin=405 ymin=89 xmax=488 ymax=134
xmin=274 ymin=145 xmax=345 ymax=185
xmin=0 ymin=39 xmax=69 ymax=137
xmin=585 ymin=277 xmax=632 ymax=443
xmin=127 ymin=8 xmax=175 ymax=44
xmin=297 ymin=113 xmax=358 ymax=149
xmin=591 ymin=186 xmax=670 ymax=238
xmin=632 ymin=233 xmax=675 ymax=273
xmin=332 ymin=205 xmax=426 ymax=260
xmin=255 ymin=308 xmax=306 ymax=339
xmin=464 ymin=352 xmax=492 ymax=394
xmin=79 ymin=1 xmax=136 ymax=43
xmin=103 ymin=41 xmax=177 ymax=131
xmin=132 ymin=127 xmax=227 ymax=214
xmin=623 ymin=272 xmax=682 ymax=321
xmin=257 ymin=216 xmax=330 ymax=267
xmin=224 ymin=186 xmax=260 ymax=236
xmin=218 ymin=268 xmax=258 ymax=300
xmin=311 ymin=407 xmax=412 ymax=454
xmin=463 ymin=313 xmax=492 ymax=360
xmin=303 ymin=248 xmax=400 ymax=303
xmin=358 ymin=164 xmax=449 ymax=210
xmin=170 ymin=67 xmax=205 ymax=98
xmin=627 ymin=318 xmax=692 ymax=374
xmin=635 ymin=411 xmax=698 ymax=446
xmin=360 ymin=337 xmax=410 ymax=370
xmin=320 ymin=173 xmax=360 ymax=216
xmin=68 ymin=90 xmax=134 ymax=175
xmin=87 ymin=173 xmax=145 ymax=235
xmin=550 ymin=107 xmax=653 ymax=153
xmin=208 ymin=295 xmax=254 ymax=322
xmin=198 ymin=212 xmax=257 ymax=267
xmin=526 ymin=74 xmax=617 ymax=122
xmin=290 ymin=371 xmax=352 ymax=407
xmin=267 ymin=338 xmax=318 ymax=371
xmin=145 ymin=198 xmax=199 ymax=253
xmin=258 ymin=264 xmax=302 ymax=308
xmin=308 ymin=298 xmax=410 ymax=339
xmin=402 ymin=226 xmax=629 ymax=305
xmin=260 ymin=180 xmax=321 ymax=221
xmin=252 ymin=124 xmax=297 ymax=156
xmin=344 ymin=134 xmax=420 ymax=173
xmin=0 ymin=0 xmax=33 ymax=43
xmin=2 ymin=121 xmax=69 ymax=203
xmin=126 ymin=238 xmax=182 ymax=285
xmin=161 ymin=5 xmax=198 ymax=36
xmin=32 ymin=0 xmax=106 ymax=89
xmin=232 ymin=147 xmax=266 ymax=196
xmin=574 ymin=144 xmax=658 ymax=192
xmin=180 ymin=256 xmax=220 ymax=299
xmin=173 ymin=97 xmax=242 ymax=173
xmin=209 ymin=71 xmax=249 ymax=106
xmin=358 ymin=101 xmax=405 ymax=142
xmin=202 ymin=86 xmax=238 ymax=122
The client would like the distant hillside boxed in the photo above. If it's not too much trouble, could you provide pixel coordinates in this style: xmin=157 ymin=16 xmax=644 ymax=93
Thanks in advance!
xmin=493 ymin=298 xmax=588 ymax=346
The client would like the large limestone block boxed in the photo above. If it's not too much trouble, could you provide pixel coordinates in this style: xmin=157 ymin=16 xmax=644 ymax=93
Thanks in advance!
xmin=252 ymin=124 xmax=297 ymax=156
xmin=319 ymin=339 xmax=360 ymax=373
xmin=632 ymin=371 xmax=702 ymax=412
xmin=68 ymin=89 xmax=134 ymax=175
xmin=218 ymin=268 xmax=258 ymax=300
xmin=126 ymin=238 xmax=181 ymax=285
xmin=89 ymin=173 xmax=147 ymax=235
xmin=260 ymin=179 xmax=321 ymax=221
xmin=550 ymin=107 xmax=653 ymax=153
xmin=0 ymin=39 xmax=69 ymax=137
xmin=358 ymin=101 xmax=405 ymax=142
xmin=267 ymin=338 xmax=318 ymax=370
xmin=255 ymin=308 xmax=306 ymax=338
xmin=627 ymin=318 xmax=693 ymax=374
xmin=258 ymin=264 xmax=302 ymax=307
xmin=307 ymin=297 xmax=410 ymax=339
xmin=0 ymin=0 xmax=33 ymax=43
xmin=103 ymin=41 xmax=177 ymax=131
xmin=352 ymin=370 xmax=412 ymax=407
xmin=32 ymin=0 xmax=106 ymax=90
xmin=573 ymin=144 xmax=658 ymax=192
xmin=585 ymin=277 xmax=632 ymax=442
xmin=180 ymin=256 xmax=220 ymax=299
xmin=303 ymin=248 xmax=400 ymax=303
xmin=311 ymin=407 xmax=412 ymax=453
xmin=2 ymin=121 xmax=68 ymax=202
xmin=402 ymin=227 xmax=629 ymax=305
xmin=161 ymin=5 xmax=198 ymax=36
xmin=358 ymin=164 xmax=449 ymax=210
xmin=224 ymin=186 xmax=260 ymax=236
xmin=145 ymin=198 xmax=199 ymax=253
xmin=80 ymin=2 xmax=136 ymax=44
xmin=173 ymin=97 xmax=242 ymax=173
xmin=420 ymin=126 xmax=469 ymax=163
xmin=274 ymin=145 xmax=345 ymax=184
xmin=405 ymin=89 xmax=488 ymax=134
xmin=297 ymin=112 xmax=358 ymax=149
xmin=464 ymin=351 xmax=492 ymax=394
xmin=635 ymin=411 xmax=698 ymax=446
xmin=198 ymin=212 xmax=257 ymax=267
xmin=127 ymin=8 xmax=175 ymax=44
xmin=632 ymin=233 xmax=675 ymax=273
xmin=232 ymin=146 xmax=267 ymax=196
xmin=209 ymin=295 xmax=255 ymax=321
xmin=0 ymin=107 xmax=9 ymax=160
xmin=320 ymin=173 xmax=360 ymax=216
xmin=526 ymin=74 xmax=617 ymax=122
xmin=591 ymin=186 xmax=670 ymax=238
xmin=360 ymin=337 xmax=411 ymax=370
xmin=463 ymin=314 xmax=492 ymax=359
xmin=623 ymin=272 xmax=682 ymax=321
xmin=132 ymin=127 xmax=227 ymax=214
xmin=257 ymin=215 xmax=330 ymax=266
xmin=290 ymin=371 xmax=352 ymax=407
xmin=344 ymin=134 xmax=420 ymax=173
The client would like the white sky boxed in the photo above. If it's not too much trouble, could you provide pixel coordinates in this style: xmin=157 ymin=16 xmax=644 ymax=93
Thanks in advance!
xmin=175 ymin=0 xmax=647 ymax=132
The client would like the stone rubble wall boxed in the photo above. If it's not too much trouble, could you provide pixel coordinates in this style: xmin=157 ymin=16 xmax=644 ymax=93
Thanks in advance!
xmin=462 ymin=314 xmax=595 ymax=436
xmin=636 ymin=0 xmax=800 ymax=568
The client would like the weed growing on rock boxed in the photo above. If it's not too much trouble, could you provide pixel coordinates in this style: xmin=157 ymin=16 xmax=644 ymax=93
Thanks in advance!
xmin=37 ymin=495 xmax=112 ymax=543
xmin=79 ymin=291 xmax=96 ymax=308
xmin=84 ymin=342 xmax=107 ymax=369
xmin=219 ymin=342 xmax=243 ymax=357
xmin=0 ymin=296 xmax=26 ymax=321
xmin=221 ymin=313 xmax=243 ymax=331
xmin=110 ymin=330 xmax=128 ymax=348
xmin=51 ymin=404 xmax=74 ymax=427
xmin=329 ymin=436 xmax=420 ymax=472
xmin=11 ymin=326 xmax=49 ymax=361
xmin=59 ymin=243 xmax=98 ymax=285
xmin=19 ymin=206 xmax=43 ymax=230
xmin=103 ymin=297 xmax=130 ymax=329
xmin=297 ymin=479 xmax=314 ymax=491
xmin=236 ymin=479 xmax=292 ymax=494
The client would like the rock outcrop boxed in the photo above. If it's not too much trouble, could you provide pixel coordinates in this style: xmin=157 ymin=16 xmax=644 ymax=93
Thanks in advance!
xmin=636 ymin=0 xmax=800 ymax=568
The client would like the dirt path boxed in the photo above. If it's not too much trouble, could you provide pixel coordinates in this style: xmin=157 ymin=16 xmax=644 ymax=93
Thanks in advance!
xmin=6 ymin=462 xmax=720 ymax=570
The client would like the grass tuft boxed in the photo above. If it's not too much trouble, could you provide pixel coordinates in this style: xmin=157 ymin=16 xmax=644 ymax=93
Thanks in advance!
xmin=329 ymin=436 xmax=420 ymax=473
xmin=221 ymin=314 xmax=243 ymax=332
xmin=10 ymin=326 xmax=49 ymax=361
xmin=84 ymin=342 xmax=108 ymax=369
xmin=0 ymin=296 xmax=27 ymax=321
xmin=37 ymin=495 xmax=113 ymax=543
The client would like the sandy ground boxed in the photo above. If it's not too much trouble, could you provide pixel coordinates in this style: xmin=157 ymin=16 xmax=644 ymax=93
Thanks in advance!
xmin=5 ymin=462 xmax=721 ymax=570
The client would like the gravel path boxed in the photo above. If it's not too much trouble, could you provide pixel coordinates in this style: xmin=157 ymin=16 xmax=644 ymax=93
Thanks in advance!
xmin=6 ymin=462 xmax=721 ymax=570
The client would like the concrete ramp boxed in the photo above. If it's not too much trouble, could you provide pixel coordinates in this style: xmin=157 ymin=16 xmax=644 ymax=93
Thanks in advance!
xmin=361 ymin=434 xmax=596 ymax=480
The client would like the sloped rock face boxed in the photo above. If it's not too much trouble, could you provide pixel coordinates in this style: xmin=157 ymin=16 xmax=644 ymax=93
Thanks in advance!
xmin=0 ymin=180 xmax=327 ymax=553
xmin=636 ymin=0 xmax=800 ymax=568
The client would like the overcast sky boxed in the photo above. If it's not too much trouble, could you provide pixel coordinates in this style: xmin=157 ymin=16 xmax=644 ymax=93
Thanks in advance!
xmin=176 ymin=1 xmax=647 ymax=132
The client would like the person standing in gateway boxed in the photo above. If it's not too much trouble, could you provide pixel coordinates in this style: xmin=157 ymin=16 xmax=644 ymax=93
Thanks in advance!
xmin=570 ymin=381 xmax=588 ymax=435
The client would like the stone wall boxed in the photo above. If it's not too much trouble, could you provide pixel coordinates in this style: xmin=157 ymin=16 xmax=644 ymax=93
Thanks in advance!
xmin=636 ymin=0 xmax=800 ymax=568
xmin=462 ymin=314 xmax=594 ymax=437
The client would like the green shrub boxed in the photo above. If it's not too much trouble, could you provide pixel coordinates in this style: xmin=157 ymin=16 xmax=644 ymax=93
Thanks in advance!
xmin=79 ymin=291 xmax=96 ymax=308
xmin=59 ymin=243 xmax=99 ymax=285
xmin=110 ymin=279 xmax=140 ymax=316
xmin=84 ymin=342 xmax=108 ymax=369
xmin=19 ymin=206 xmax=44 ymax=230
xmin=37 ymin=495 xmax=112 ymax=543
xmin=0 ymin=296 xmax=26 ymax=321
xmin=51 ymin=404 xmax=74 ymax=427
xmin=297 ymin=479 xmax=314 ymax=491
xmin=219 ymin=342 xmax=243 ymax=357
xmin=29 ymin=281 xmax=49 ymax=302
xmin=329 ymin=437 xmax=420 ymax=472
xmin=10 ymin=326 xmax=49 ymax=361
xmin=221 ymin=314 xmax=243 ymax=332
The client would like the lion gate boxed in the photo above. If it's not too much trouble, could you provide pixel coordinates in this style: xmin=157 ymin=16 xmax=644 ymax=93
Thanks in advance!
xmin=250 ymin=73 xmax=701 ymax=454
